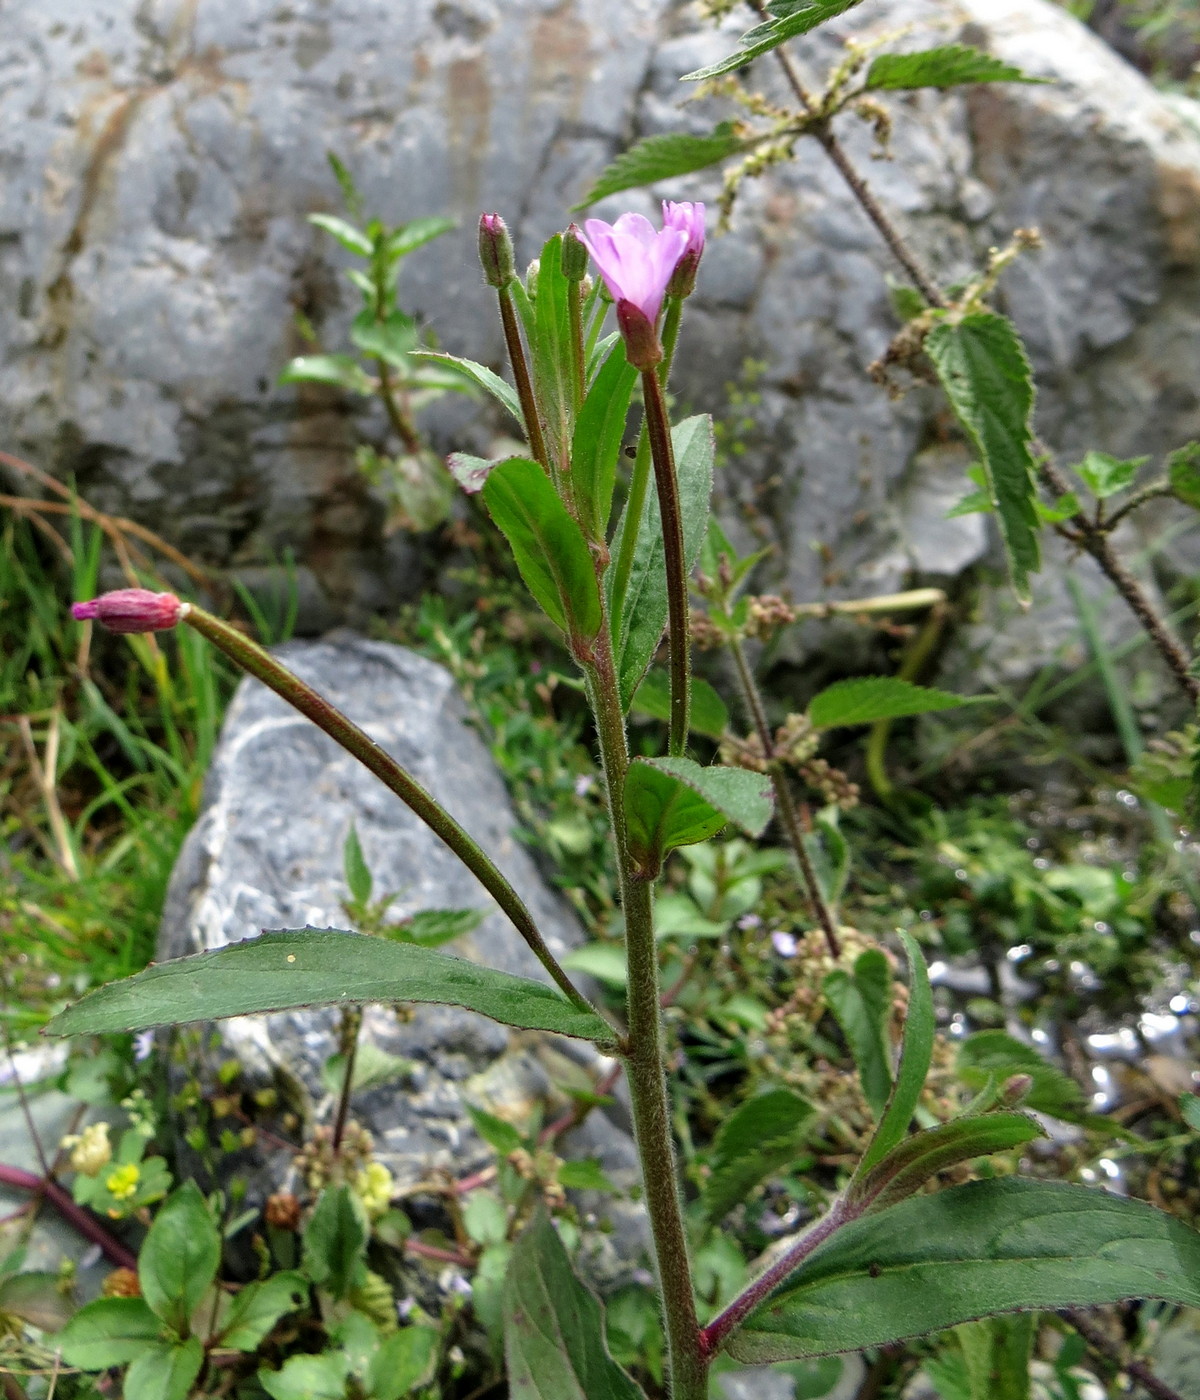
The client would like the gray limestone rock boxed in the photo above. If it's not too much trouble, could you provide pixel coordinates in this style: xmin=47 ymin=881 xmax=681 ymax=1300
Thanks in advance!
xmin=156 ymin=633 xmax=645 ymax=1290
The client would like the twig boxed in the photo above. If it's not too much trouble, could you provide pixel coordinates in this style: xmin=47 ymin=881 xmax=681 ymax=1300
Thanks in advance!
xmin=1062 ymin=1308 xmax=1186 ymax=1400
xmin=0 ymin=1163 xmax=138 ymax=1271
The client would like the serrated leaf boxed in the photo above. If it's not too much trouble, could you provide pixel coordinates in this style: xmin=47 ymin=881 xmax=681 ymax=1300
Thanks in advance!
xmin=408 ymin=350 xmax=522 ymax=425
xmin=56 ymin=1297 xmax=164 ymax=1369
xmin=724 ymin=1178 xmax=1200 ymax=1362
xmin=926 ymin=313 xmax=1041 ymax=600
xmin=558 ymin=1158 xmax=618 ymax=1193
xmin=578 ymin=124 xmax=746 ymax=206
xmin=303 ymin=1185 xmax=367 ymax=1301
xmin=632 ymin=669 xmax=729 ymax=739
xmin=682 ymin=0 xmax=867 ymax=82
xmin=955 ymin=1030 xmax=1089 ymax=1122
xmin=809 ymin=677 xmax=965 ymax=729
xmin=1168 ymin=441 xmax=1200 ymax=508
xmin=572 ymin=340 xmax=638 ymax=541
xmin=308 ymin=212 xmax=372 ymax=256
xmin=1074 ymin=450 xmax=1146 ymax=500
xmin=138 ymin=1181 xmax=221 ymax=1334
xmin=504 ymin=1209 xmax=646 ymax=1400
xmin=218 ymin=1272 xmax=309 ymax=1351
xmin=278 ymin=353 xmax=374 ymax=395
xmin=44 ymin=927 xmax=616 ymax=1046
xmin=124 ymin=1337 xmax=204 ymax=1400
xmin=865 ymin=45 xmax=1043 ymax=91
xmin=824 ymin=950 xmax=893 ymax=1117
xmin=624 ymin=757 xmax=773 ymax=874
xmin=615 ymin=415 xmax=714 ymax=708
xmin=483 ymin=456 xmax=603 ymax=644
xmin=702 ymin=1088 xmax=814 ymax=1225
xmin=385 ymin=215 xmax=456 ymax=260
xmin=343 ymin=823 xmax=372 ymax=906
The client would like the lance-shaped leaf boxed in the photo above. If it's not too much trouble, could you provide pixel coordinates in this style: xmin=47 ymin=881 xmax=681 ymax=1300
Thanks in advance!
xmin=139 ymin=1181 xmax=221 ymax=1334
xmin=408 ymin=350 xmax=522 ymax=426
xmin=683 ymin=0 xmax=867 ymax=82
xmin=633 ymin=669 xmax=729 ymax=740
xmin=350 ymin=309 xmax=418 ymax=367
xmin=624 ymin=757 xmax=773 ymax=875
xmin=724 ymin=1177 xmax=1200 ymax=1362
xmin=572 ymin=340 xmax=638 ymax=541
xmin=865 ymin=45 xmax=1044 ymax=91
xmin=578 ymin=124 xmax=747 ymax=206
xmin=308 ymin=213 xmax=372 ymax=256
xmin=531 ymin=234 xmax=575 ymax=469
xmin=856 ymin=931 xmax=934 ymax=1176
xmin=955 ymin=1029 xmax=1090 ymax=1124
xmin=279 ymin=354 xmax=374 ymax=395
xmin=615 ymin=415 xmax=714 ymax=708
xmin=926 ymin=313 xmax=1041 ymax=601
xmin=702 ymin=1088 xmax=815 ymax=1226
xmin=483 ymin=457 xmax=602 ymax=644
xmin=385 ymin=215 xmax=456 ymax=260
xmin=809 ymin=676 xmax=966 ymax=729
xmin=44 ymin=928 xmax=616 ymax=1047
xmin=504 ymin=1208 xmax=646 ymax=1400
xmin=824 ymin=950 xmax=893 ymax=1117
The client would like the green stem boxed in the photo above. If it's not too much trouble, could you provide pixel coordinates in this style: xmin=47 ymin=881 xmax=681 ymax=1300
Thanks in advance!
xmin=181 ymin=605 xmax=601 ymax=1024
xmin=376 ymin=359 xmax=422 ymax=454
xmin=865 ymin=599 xmax=947 ymax=802
xmin=498 ymin=284 xmax=549 ymax=471
xmin=586 ymin=636 xmax=706 ymax=1400
xmin=568 ymin=280 xmax=586 ymax=411
xmin=332 ymin=1006 xmax=362 ymax=1153
xmin=642 ymin=368 xmax=690 ymax=757
xmin=727 ymin=634 xmax=841 ymax=959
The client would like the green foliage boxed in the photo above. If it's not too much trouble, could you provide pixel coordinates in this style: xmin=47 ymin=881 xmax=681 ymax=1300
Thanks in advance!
xmin=1167 ymin=440 xmax=1200 ymax=508
xmin=1073 ymin=450 xmax=1147 ymax=499
xmin=624 ymin=758 xmax=774 ymax=874
xmin=682 ymin=0 xmax=868 ymax=82
xmin=823 ymin=949 xmax=893 ymax=1116
xmin=531 ymin=234 xmax=575 ymax=467
xmin=633 ymin=669 xmax=730 ymax=739
xmin=701 ymin=1088 xmax=814 ymax=1225
xmin=578 ymin=125 xmax=747 ymax=206
xmin=572 ymin=341 xmax=639 ymax=541
xmin=46 ymin=927 xmax=618 ymax=1045
xmin=278 ymin=353 xmax=375 ymax=394
xmin=138 ymin=1181 xmax=221 ymax=1334
xmin=926 ymin=313 xmax=1041 ymax=600
xmin=303 ymin=1185 xmax=368 ymax=1301
xmin=57 ymin=1298 xmax=164 ymax=1369
xmin=865 ymin=45 xmax=1043 ymax=90
xmin=124 ymin=1337 xmax=204 ymax=1400
xmin=808 ymin=677 xmax=966 ymax=729
xmin=343 ymin=823 xmax=373 ymax=906
xmin=409 ymin=349 xmax=524 ymax=424
xmin=955 ymin=1030 xmax=1091 ymax=1123
xmin=725 ymin=1178 xmax=1200 ymax=1362
xmin=217 ymin=1273 xmax=309 ymax=1351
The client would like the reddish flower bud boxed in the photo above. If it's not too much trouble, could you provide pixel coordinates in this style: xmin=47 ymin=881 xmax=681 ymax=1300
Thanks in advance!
xmin=71 ymin=589 xmax=186 ymax=634
xmin=616 ymin=299 xmax=663 ymax=371
xmin=478 ymin=212 xmax=515 ymax=288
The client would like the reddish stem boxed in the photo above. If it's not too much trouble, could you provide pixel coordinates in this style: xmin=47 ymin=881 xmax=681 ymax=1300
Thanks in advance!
xmin=0 ymin=1163 xmax=138 ymax=1270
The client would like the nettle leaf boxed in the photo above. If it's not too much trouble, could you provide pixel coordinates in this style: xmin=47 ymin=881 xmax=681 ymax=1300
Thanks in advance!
xmin=865 ymin=44 xmax=1043 ymax=91
xmin=824 ymin=950 xmax=893 ymax=1117
xmin=809 ymin=676 xmax=965 ymax=729
xmin=308 ymin=212 xmax=372 ymax=256
xmin=139 ymin=1181 xmax=221 ymax=1335
xmin=926 ymin=313 xmax=1041 ymax=601
xmin=278 ymin=353 xmax=374 ymax=395
xmin=703 ymin=1088 xmax=815 ymax=1225
xmin=683 ymin=0 xmax=867 ymax=82
xmin=724 ymin=1178 xmax=1200 ymax=1362
xmin=408 ymin=350 xmax=522 ymax=425
xmin=578 ymin=124 xmax=746 ymax=206
xmin=483 ymin=456 xmax=603 ymax=644
xmin=218 ymin=1272 xmax=309 ymax=1352
xmin=1074 ymin=450 xmax=1147 ymax=500
xmin=615 ymin=415 xmax=714 ymax=708
xmin=572 ymin=340 xmax=638 ymax=541
xmin=632 ymin=668 xmax=729 ymax=739
xmin=955 ymin=1030 xmax=1090 ymax=1124
xmin=1168 ymin=441 xmax=1200 ymax=508
xmin=504 ymin=1209 xmax=646 ymax=1400
xmin=56 ymin=1297 xmax=164 ymax=1370
xmin=303 ymin=1185 xmax=368 ymax=1301
xmin=624 ymin=757 xmax=773 ymax=875
xmin=45 ymin=927 xmax=616 ymax=1047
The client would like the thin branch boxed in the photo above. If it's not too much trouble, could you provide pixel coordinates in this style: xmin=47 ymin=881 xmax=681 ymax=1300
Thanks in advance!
xmin=1062 ymin=1308 xmax=1186 ymax=1400
xmin=0 ymin=1163 xmax=138 ymax=1271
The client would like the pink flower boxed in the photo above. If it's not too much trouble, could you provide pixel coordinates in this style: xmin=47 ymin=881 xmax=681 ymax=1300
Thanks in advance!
xmin=662 ymin=200 xmax=706 ymax=298
xmin=578 ymin=213 xmax=688 ymax=327
xmin=71 ymin=589 xmax=186 ymax=634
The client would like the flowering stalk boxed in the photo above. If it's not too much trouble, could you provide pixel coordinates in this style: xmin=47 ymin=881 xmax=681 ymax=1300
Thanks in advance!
xmin=480 ymin=214 xmax=549 ymax=470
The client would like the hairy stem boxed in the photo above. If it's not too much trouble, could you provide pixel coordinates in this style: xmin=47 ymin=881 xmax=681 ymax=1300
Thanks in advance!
xmin=498 ymin=284 xmax=549 ymax=470
xmin=586 ymin=636 xmax=706 ymax=1400
xmin=332 ymin=1006 xmax=362 ymax=1153
xmin=728 ymin=635 xmax=841 ymax=958
xmin=0 ymin=1164 xmax=138 ymax=1271
xmin=182 ymin=606 xmax=603 ymax=1026
xmin=1062 ymin=1309 xmax=1186 ymax=1400
xmin=569 ymin=280 xmax=586 ymax=411
xmin=642 ymin=368 xmax=691 ymax=756
xmin=376 ymin=359 xmax=422 ymax=454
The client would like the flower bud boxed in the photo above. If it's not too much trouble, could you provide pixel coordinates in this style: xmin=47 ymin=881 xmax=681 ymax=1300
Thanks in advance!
xmin=265 ymin=1190 xmax=302 ymax=1231
xmin=71 ymin=589 xmax=185 ymax=634
xmin=662 ymin=200 xmax=706 ymax=298
xmin=478 ymin=212 xmax=515 ymax=288
xmin=616 ymin=299 xmax=663 ymax=371
xmin=102 ymin=1267 xmax=141 ymax=1299
xmin=1001 ymin=1073 xmax=1034 ymax=1107
xmin=562 ymin=223 xmax=589 ymax=282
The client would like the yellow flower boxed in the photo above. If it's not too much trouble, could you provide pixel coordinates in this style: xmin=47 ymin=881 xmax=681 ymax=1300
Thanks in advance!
xmin=104 ymin=1163 xmax=141 ymax=1202
xmin=353 ymin=1161 xmax=394 ymax=1220
xmin=63 ymin=1122 xmax=112 ymax=1178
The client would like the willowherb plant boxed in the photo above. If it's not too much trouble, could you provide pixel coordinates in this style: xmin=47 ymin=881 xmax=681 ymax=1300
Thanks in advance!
xmin=47 ymin=4 xmax=1200 ymax=1396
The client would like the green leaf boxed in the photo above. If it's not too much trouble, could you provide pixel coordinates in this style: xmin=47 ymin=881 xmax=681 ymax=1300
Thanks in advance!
xmin=1167 ymin=441 xmax=1200 ymax=508
xmin=504 ymin=1209 xmax=647 ymax=1400
xmin=926 ymin=313 xmax=1041 ymax=600
xmin=308 ymin=212 xmax=372 ymax=256
xmin=808 ymin=677 xmax=965 ymax=729
xmin=369 ymin=1327 xmax=440 ymax=1400
xmin=138 ymin=1181 xmax=221 ymax=1334
xmin=466 ymin=1103 xmax=526 ymax=1157
xmin=725 ymin=1178 xmax=1200 ymax=1362
xmin=343 ymin=823 xmax=372 ymax=906
xmin=218 ymin=1272 xmax=309 ymax=1351
xmin=572 ymin=340 xmax=638 ymax=541
xmin=848 ymin=1112 xmax=1044 ymax=1213
xmin=0 ymin=1271 xmax=72 ymax=1331
xmin=408 ymin=350 xmax=523 ymax=425
xmin=259 ymin=1351 xmax=352 ymax=1400
xmin=956 ymin=1315 xmax=1034 ymax=1400
xmin=558 ymin=1159 xmax=618 ymax=1193
xmin=463 ymin=1190 xmax=509 ymax=1248
xmin=615 ymin=415 xmax=714 ymax=708
xmin=56 ymin=1297 xmax=164 ymax=1369
xmin=448 ymin=451 xmax=511 ymax=494
xmin=824 ymin=950 xmax=893 ymax=1117
xmin=124 ymin=1337 xmax=204 ymax=1400
xmin=45 ymin=927 xmax=617 ymax=1047
xmin=531 ymin=234 xmax=575 ymax=469
xmin=955 ymin=1030 xmax=1089 ymax=1122
xmin=857 ymin=931 xmax=934 ymax=1176
xmin=624 ymin=757 xmax=773 ymax=875
xmin=561 ymin=942 xmax=629 ymax=988
xmin=682 ymin=0 xmax=867 ymax=82
xmin=1035 ymin=491 xmax=1080 ymax=524
xmin=320 ymin=1041 xmax=412 ymax=1095
xmin=702 ymin=1088 xmax=815 ymax=1225
xmin=303 ymin=1185 xmax=367 ymax=1301
xmin=1074 ymin=450 xmax=1146 ymax=500
xmin=865 ymin=45 xmax=1042 ymax=90
xmin=385 ymin=215 xmax=456 ymax=260
xmin=578 ymin=124 xmax=746 ymax=206
xmin=632 ymin=669 xmax=729 ymax=739
xmin=278 ymin=353 xmax=374 ymax=395
xmin=483 ymin=456 xmax=603 ymax=644
xmin=350 ymin=308 xmax=418 ymax=367
xmin=396 ymin=907 xmax=485 ymax=949
xmin=1183 ymin=1092 xmax=1200 ymax=1132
